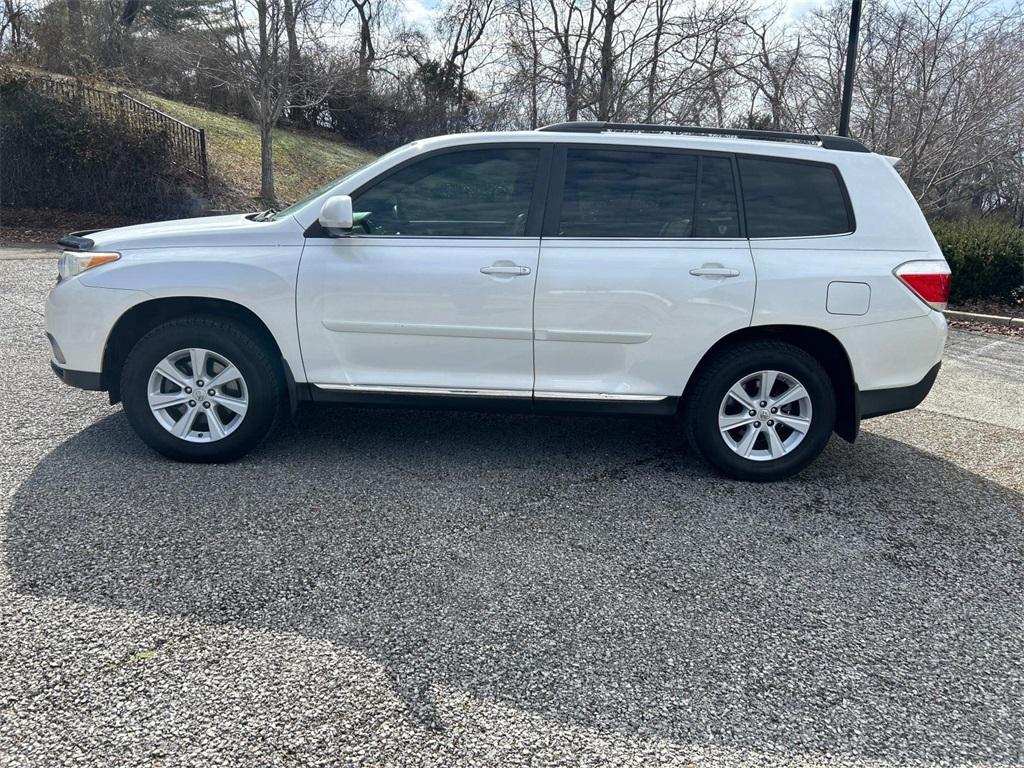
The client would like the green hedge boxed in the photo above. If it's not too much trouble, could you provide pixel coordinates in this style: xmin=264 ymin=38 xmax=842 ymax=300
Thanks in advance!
xmin=931 ymin=219 xmax=1024 ymax=304
xmin=0 ymin=74 xmax=199 ymax=219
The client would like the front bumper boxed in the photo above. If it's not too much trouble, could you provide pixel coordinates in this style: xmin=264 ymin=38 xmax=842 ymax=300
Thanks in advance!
xmin=45 ymin=276 xmax=147 ymax=384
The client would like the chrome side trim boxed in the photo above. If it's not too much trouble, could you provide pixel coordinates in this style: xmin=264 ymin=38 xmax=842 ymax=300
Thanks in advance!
xmin=534 ymin=391 xmax=667 ymax=402
xmin=312 ymin=384 xmax=668 ymax=402
xmin=314 ymin=383 xmax=529 ymax=398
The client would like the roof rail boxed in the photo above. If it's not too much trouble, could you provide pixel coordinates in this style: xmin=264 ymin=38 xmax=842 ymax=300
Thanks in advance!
xmin=536 ymin=121 xmax=870 ymax=153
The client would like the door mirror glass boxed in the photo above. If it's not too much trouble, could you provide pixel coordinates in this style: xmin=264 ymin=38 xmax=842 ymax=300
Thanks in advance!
xmin=319 ymin=195 xmax=353 ymax=233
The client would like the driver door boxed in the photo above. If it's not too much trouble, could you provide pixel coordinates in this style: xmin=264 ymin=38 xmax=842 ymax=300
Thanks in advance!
xmin=296 ymin=145 xmax=549 ymax=396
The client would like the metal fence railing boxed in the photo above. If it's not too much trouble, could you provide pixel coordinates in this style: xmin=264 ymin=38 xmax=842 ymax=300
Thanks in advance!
xmin=31 ymin=77 xmax=209 ymax=189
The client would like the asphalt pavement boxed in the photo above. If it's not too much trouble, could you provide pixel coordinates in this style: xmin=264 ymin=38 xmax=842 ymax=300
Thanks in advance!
xmin=1 ymin=256 xmax=1022 ymax=767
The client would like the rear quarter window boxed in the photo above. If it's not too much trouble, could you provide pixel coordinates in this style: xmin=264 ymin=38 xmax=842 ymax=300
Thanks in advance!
xmin=738 ymin=157 xmax=853 ymax=238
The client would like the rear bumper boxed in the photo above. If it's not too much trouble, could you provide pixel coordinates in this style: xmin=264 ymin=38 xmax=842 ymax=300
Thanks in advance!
xmin=51 ymin=361 xmax=104 ymax=391
xmin=859 ymin=362 xmax=941 ymax=420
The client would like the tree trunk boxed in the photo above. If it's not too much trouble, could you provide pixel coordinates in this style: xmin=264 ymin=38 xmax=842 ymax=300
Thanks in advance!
xmin=597 ymin=0 xmax=616 ymax=120
xmin=283 ymin=0 xmax=304 ymax=123
xmin=645 ymin=0 xmax=666 ymax=122
xmin=260 ymin=121 xmax=275 ymax=202
xmin=66 ymin=0 xmax=84 ymax=69
xmin=283 ymin=0 xmax=300 ymax=65
xmin=564 ymin=70 xmax=579 ymax=121
xmin=353 ymin=0 xmax=375 ymax=90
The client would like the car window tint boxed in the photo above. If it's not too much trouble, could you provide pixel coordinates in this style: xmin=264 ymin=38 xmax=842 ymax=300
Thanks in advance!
xmin=558 ymin=149 xmax=698 ymax=238
xmin=738 ymin=157 xmax=852 ymax=238
xmin=695 ymin=156 xmax=740 ymax=238
xmin=353 ymin=148 xmax=539 ymax=237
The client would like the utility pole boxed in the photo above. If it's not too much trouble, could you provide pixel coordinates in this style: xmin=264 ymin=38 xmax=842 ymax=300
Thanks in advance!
xmin=838 ymin=0 xmax=862 ymax=137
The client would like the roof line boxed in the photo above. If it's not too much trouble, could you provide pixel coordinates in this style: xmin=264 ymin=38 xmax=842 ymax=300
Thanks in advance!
xmin=536 ymin=121 xmax=870 ymax=153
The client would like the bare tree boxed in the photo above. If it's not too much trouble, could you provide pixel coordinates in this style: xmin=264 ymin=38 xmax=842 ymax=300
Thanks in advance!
xmin=202 ymin=0 xmax=330 ymax=200
xmin=434 ymin=0 xmax=499 ymax=110
xmin=737 ymin=7 xmax=801 ymax=130
xmin=541 ymin=0 xmax=600 ymax=120
xmin=0 ymin=0 xmax=28 ymax=49
xmin=504 ymin=0 xmax=545 ymax=126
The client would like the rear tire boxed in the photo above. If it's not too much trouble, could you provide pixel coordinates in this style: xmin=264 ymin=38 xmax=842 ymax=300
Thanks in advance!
xmin=120 ymin=317 xmax=283 ymax=462
xmin=684 ymin=341 xmax=836 ymax=481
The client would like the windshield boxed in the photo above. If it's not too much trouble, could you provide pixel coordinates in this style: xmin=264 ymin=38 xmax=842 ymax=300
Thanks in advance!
xmin=272 ymin=144 xmax=410 ymax=220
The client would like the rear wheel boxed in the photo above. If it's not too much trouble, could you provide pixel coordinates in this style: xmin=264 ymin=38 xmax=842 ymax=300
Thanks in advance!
xmin=684 ymin=341 xmax=836 ymax=481
xmin=120 ymin=317 xmax=283 ymax=462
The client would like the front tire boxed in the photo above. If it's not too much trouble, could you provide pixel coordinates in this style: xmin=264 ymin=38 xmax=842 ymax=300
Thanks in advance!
xmin=120 ymin=317 xmax=283 ymax=462
xmin=684 ymin=341 xmax=836 ymax=481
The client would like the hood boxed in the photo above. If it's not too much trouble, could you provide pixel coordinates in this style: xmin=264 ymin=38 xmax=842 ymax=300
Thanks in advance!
xmin=77 ymin=213 xmax=301 ymax=251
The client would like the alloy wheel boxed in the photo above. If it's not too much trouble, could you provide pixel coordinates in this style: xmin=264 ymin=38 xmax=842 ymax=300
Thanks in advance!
xmin=146 ymin=348 xmax=248 ymax=443
xmin=717 ymin=369 xmax=812 ymax=462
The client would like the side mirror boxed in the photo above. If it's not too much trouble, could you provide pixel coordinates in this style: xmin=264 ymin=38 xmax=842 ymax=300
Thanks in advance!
xmin=319 ymin=195 xmax=353 ymax=233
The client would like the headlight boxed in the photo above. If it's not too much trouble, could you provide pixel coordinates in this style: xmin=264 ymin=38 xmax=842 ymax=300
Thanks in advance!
xmin=58 ymin=250 xmax=120 ymax=281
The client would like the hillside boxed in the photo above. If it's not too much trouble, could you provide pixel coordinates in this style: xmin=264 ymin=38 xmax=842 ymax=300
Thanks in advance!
xmin=1 ymin=67 xmax=377 ymax=242
xmin=2 ymin=65 xmax=375 ymax=210
xmin=146 ymin=96 xmax=376 ymax=208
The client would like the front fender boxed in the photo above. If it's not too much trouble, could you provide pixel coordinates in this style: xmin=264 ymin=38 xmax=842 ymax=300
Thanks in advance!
xmin=81 ymin=247 xmax=305 ymax=380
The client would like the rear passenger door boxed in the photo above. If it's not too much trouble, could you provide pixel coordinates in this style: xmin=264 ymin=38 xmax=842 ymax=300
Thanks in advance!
xmin=533 ymin=146 xmax=755 ymax=402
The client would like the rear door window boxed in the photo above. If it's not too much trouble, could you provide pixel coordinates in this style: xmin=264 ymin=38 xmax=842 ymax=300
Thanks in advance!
xmin=738 ymin=157 xmax=853 ymax=238
xmin=695 ymin=155 xmax=741 ymax=238
xmin=554 ymin=148 xmax=743 ymax=238
xmin=556 ymin=148 xmax=698 ymax=238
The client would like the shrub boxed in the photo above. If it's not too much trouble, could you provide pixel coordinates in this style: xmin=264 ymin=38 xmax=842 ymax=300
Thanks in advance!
xmin=0 ymin=74 xmax=200 ymax=219
xmin=931 ymin=218 xmax=1024 ymax=304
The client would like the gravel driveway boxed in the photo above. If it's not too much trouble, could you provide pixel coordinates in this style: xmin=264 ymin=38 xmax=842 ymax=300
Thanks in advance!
xmin=1 ymin=256 xmax=1022 ymax=767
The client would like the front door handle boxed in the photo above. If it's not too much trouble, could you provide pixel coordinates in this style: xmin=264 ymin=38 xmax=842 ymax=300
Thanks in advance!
xmin=689 ymin=266 xmax=740 ymax=278
xmin=481 ymin=265 xmax=531 ymax=276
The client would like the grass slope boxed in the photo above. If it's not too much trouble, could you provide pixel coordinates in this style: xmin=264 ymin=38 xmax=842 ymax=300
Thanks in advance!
xmin=146 ymin=96 xmax=376 ymax=208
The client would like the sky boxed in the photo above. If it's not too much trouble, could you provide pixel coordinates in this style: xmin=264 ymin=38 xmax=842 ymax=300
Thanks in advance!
xmin=397 ymin=0 xmax=832 ymax=29
xmin=784 ymin=0 xmax=828 ymax=17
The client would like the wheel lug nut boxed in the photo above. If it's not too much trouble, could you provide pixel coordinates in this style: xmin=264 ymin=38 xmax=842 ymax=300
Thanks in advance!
xmin=770 ymin=407 xmax=777 ymax=414
xmin=184 ymin=386 xmax=192 ymax=394
xmin=196 ymin=380 xmax=204 ymax=387
xmin=202 ymin=401 xmax=211 ymax=409
xmin=748 ymin=409 xmax=756 ymax=416
xmin=753 ymin=421 xmax=761 ymax=428
xmin=188 ymin=400 xmax=196 ymax=407
xmin=767 ymin=419 xmax=774 ymax=426
xmin=208 ymin=389 xmax=215 ymax=396
xmin=759 ymin=401 xmax=767 ymax=407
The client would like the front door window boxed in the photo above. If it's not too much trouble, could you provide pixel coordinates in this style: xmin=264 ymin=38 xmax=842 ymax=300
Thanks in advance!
xmin=352 ymin=149 xmax=540 ymax=237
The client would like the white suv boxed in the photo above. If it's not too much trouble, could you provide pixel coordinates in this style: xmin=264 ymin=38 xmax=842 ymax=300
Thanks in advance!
xmin=46 ymin=122 xmax=950 ymax=480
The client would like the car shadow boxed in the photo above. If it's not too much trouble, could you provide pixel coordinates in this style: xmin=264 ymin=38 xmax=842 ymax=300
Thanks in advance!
xmin=7 ymin=405 xmax=1024 ymax=764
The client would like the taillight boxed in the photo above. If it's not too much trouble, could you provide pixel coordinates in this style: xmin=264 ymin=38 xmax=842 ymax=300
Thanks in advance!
xmin=894 ymin=261 xmax=951 ymax=311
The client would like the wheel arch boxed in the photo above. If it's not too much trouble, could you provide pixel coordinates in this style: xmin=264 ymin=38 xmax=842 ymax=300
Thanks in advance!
xmin=682 ymin=324 xmax=859 ymax=442
xmin=102 ymin=296 xmax=290 ymax=405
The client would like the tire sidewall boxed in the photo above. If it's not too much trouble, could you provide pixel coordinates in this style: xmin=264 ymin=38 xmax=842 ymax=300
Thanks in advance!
xmin=691 ymin=346 xmax=836 ymax=481
xmin=120 ymin=320 xmax=280 ymax=462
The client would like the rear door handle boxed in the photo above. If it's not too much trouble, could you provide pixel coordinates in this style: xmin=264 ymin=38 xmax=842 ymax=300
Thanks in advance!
xmin=481 ymin=265 xmax=531 ymax=276
xmin=689 ymin=266 xmax=740 ymax=278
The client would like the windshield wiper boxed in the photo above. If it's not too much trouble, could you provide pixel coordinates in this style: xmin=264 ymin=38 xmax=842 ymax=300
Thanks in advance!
xmin=250 ymin=208 xmax=277 ymax=222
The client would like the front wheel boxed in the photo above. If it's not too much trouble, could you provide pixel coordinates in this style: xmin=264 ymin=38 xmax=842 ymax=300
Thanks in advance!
xmin=120 ymin=317 xmax=283 ymax=462
xmin=684 ymin=341 xmax=836 ymax=481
